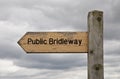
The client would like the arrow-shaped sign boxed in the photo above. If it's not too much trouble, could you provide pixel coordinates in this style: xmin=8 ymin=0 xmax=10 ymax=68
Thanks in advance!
xmin=18 ymin=32 xmax=88 ymax=53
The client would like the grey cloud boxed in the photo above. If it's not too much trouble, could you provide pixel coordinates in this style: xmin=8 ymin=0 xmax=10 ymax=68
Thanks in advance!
xmin=0 ymin=43 xmax=23 ymax=59
xmin=0 ymin=0 xmax=108 ymax=30
xmin=103 ymin=1 xmax=120 ymax=40
xmin=0 ymin=67 xmax=87 ymax=79
xmin=14 ymin=54 xmax=87 ymax=69
xmin=104 ymin=23 xmax=120 ymax=40
xmin=105 ymin=45 xmax=120 ymax=55
xmin=110 ymin=1 xmax=120 ymax=23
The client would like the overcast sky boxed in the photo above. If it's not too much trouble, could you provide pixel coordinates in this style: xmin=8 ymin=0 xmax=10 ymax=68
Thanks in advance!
xmin=0 ymin=0 xmax=120 ymax=79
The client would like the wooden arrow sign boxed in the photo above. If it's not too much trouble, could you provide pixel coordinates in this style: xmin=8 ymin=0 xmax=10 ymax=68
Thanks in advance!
xmin=18 ymin=32 xmax=88 ymax=53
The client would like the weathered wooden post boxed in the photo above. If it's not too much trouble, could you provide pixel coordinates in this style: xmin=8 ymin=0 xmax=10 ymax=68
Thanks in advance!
xmin=88 ymin=10 xmax=104 ymax=79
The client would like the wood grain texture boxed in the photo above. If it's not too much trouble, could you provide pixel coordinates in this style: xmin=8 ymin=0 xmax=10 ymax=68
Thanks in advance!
xmin=88 ymin=10 xmax=104 ymax=79
xmin=18 ymin=32 xmax=88 ymax=53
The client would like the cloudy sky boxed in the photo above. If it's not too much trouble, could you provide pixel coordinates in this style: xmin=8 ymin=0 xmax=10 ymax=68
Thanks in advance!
xmin=0 ymin=0 xmax=120 ymax=79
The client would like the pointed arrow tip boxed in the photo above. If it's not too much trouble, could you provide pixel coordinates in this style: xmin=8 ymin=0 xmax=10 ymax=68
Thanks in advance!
xmin=17 ymin=33 xmax=28 ymax=53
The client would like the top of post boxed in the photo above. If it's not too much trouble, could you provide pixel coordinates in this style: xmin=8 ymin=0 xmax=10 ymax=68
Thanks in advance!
xmin=89 ymin=10 xmax=103 ymax=13
xmin=88 ymin=10 xmax=103 ymax=22
xmin=88 ymin=10 xmax=103 ymax=17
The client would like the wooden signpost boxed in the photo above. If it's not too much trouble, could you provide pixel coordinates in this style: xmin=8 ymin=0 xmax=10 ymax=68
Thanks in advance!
xmin=18 ymin=10 xmax=104 ymax=79
xmin=18 ymin=32 xmax=88 ymax=53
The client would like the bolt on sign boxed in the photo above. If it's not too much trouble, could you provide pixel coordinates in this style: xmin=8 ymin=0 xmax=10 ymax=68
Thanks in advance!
xmin=18 ymin=10 xmax=104 ymax=79
xmin=18 ymin=32 xmax=88 ymax=53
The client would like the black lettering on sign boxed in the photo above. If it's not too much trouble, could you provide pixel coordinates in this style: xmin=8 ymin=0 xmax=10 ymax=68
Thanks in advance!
xmin=27 ymin=38 xmax=47 ymax=45
xmin=49 ymin=38 xmax=82 ymax=46
xmin=27 ymin=38 xmax=82 ymax=46
xmin=28 ymin=38 xmax=33 ymax=44
xmin=68 ymin=39 xmax=82 ymax=46
xmin=49 ymin=38 xmax=53 ymax=45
